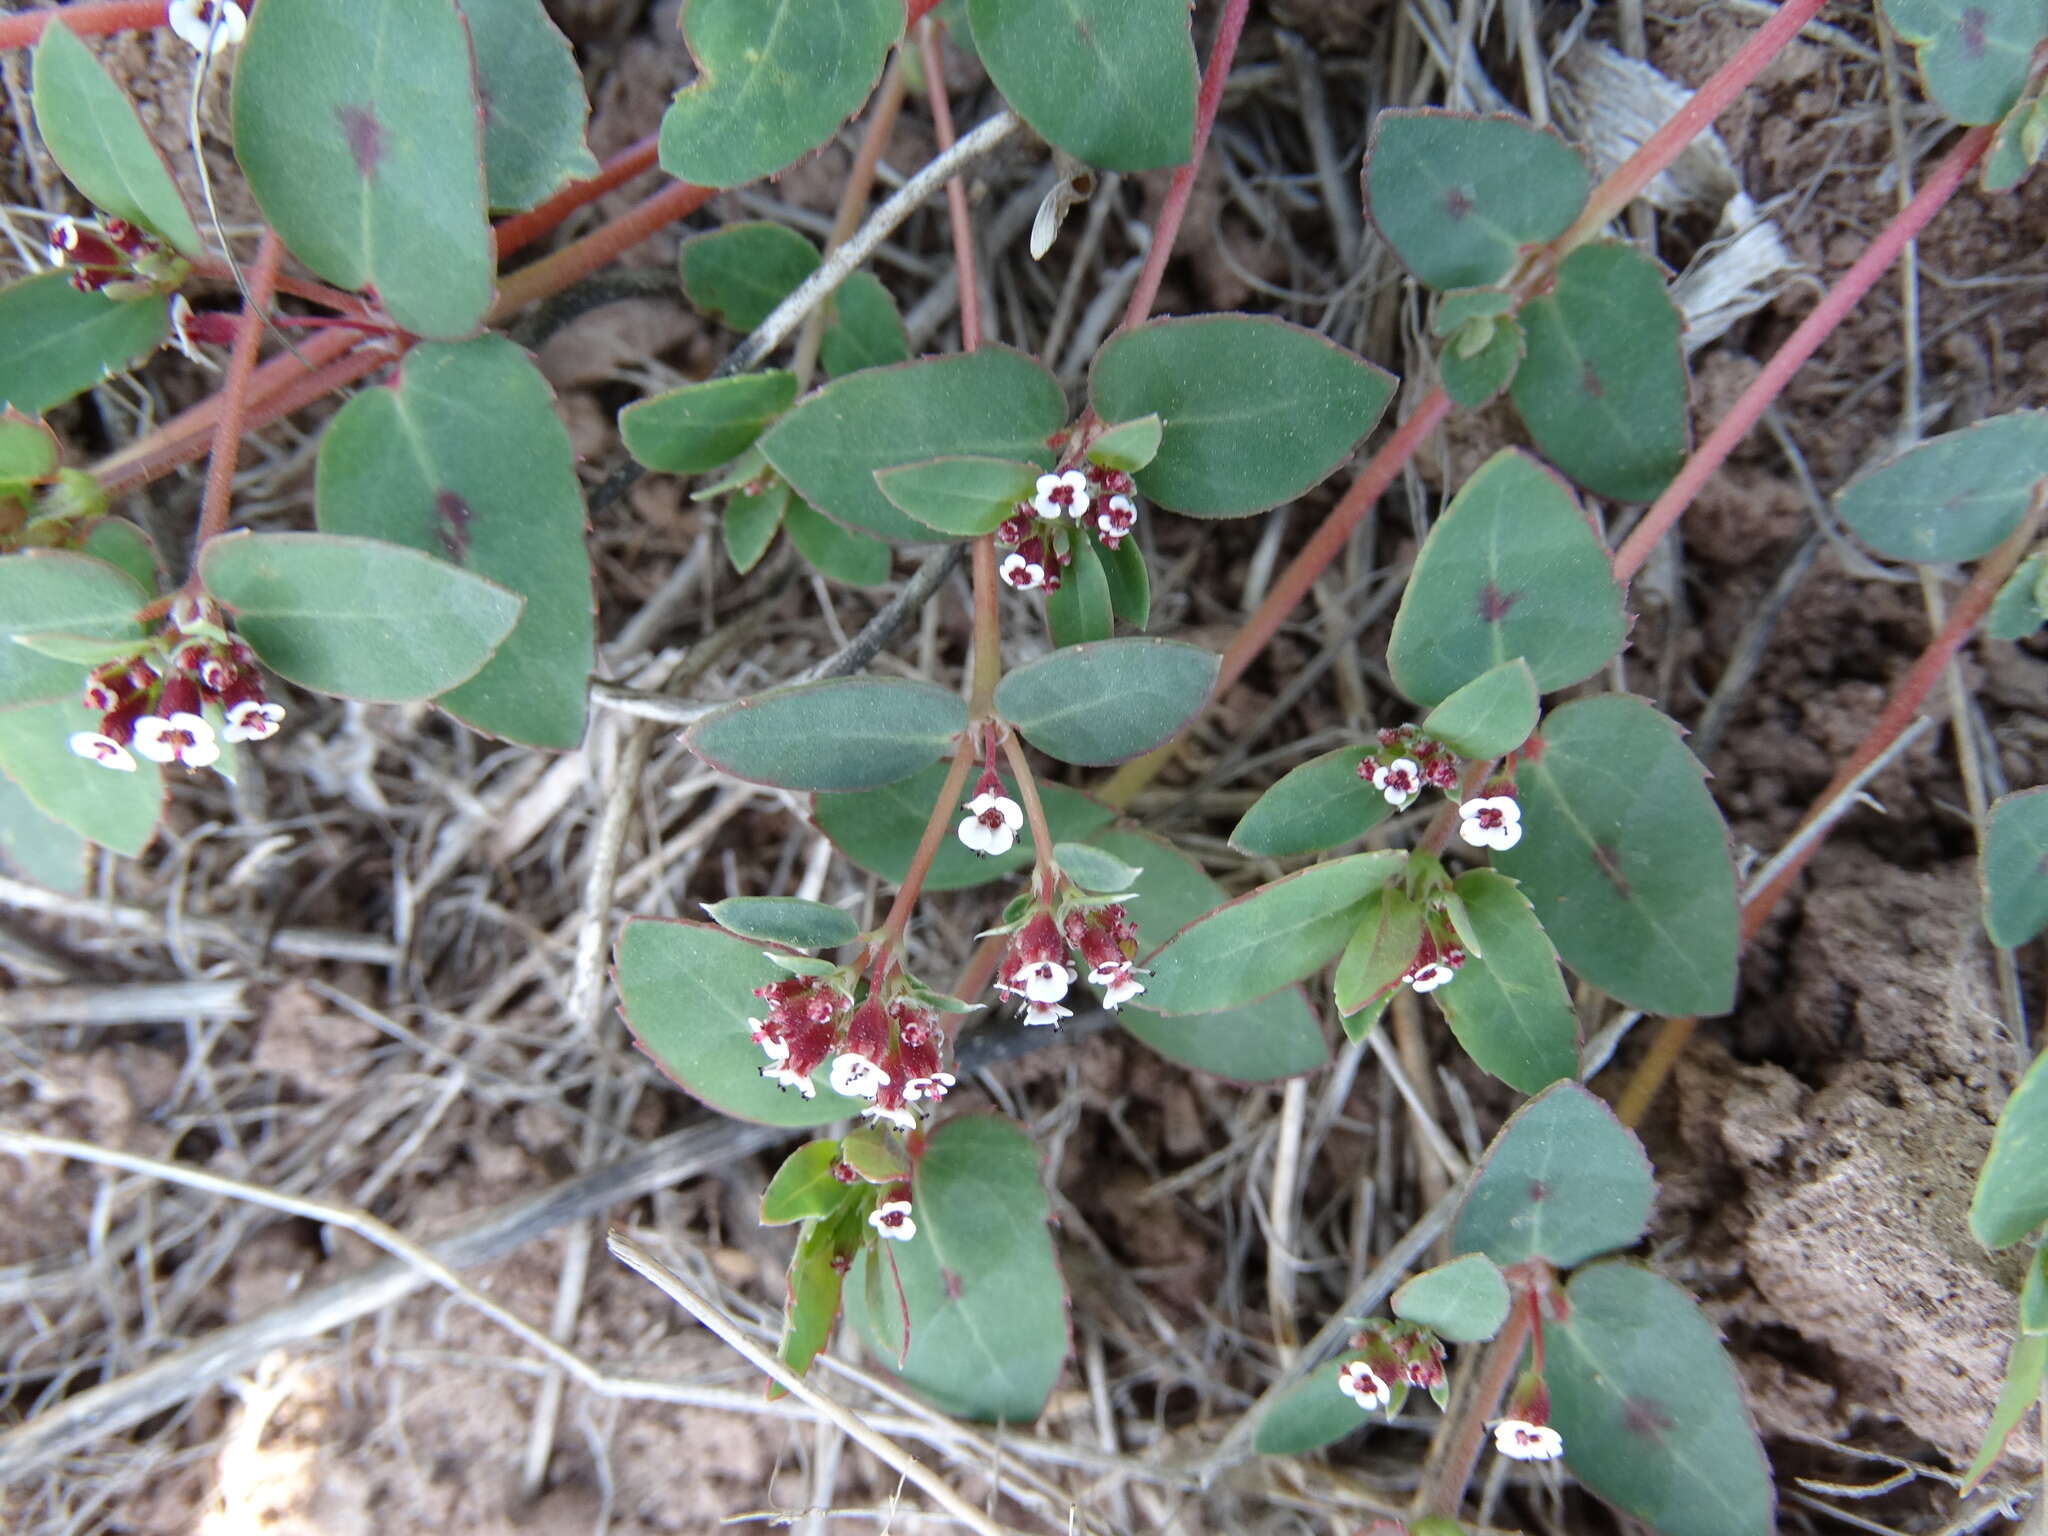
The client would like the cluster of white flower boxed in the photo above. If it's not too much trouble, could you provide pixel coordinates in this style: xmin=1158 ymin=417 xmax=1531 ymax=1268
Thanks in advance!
xmin=996 ymin=465 xmax=1142 ymax=594
xmin=68 ymin=623 xmax=285 ymax=775
xmin=1492 ymin=1418 xmax=1564 ymax=1461
xmin=958 ymin=787 xmax=1024 ymax=858
xmin=868 ymin=1197 xmax=916 ymax=1243
xmin=1359 ymin=726 xmax=1525 ymax=853
xmin=994 ymin=905 xmax=1145 ymax=1024
xmin=168 ymin=0 xmax=247 ymax=56
xmin=747 ymin=979 xmax=954 ymax=1128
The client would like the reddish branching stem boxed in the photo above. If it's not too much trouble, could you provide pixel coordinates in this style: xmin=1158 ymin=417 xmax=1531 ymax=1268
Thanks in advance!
xmin=492 ymin=135 xmax=662 ymax=263
xmin=0 ymin=1 xmax=163 ymax=49
xmin=1611 ymin=122 xmax=1997 ymax=585
xmin=1422 ymin=1289 xmax=1534 ymax=1519
xmin=919 ymin=19 xmax=980 ymax=353
xmin=489 ymin=177 xmax=715 ymax=320
xmin=1120 ymin=0 xmax=1253 ymax=331
xmin=1000 ymin=729 xmax=1058 ymax=899
xmin=879 ymin=736 xmax=977 ymax=951
xmin=189 ymin=230 xmax=282 ymax=563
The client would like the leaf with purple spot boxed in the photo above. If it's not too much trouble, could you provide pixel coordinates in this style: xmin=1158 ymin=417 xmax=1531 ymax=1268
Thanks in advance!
xmin=1386 ymin=448 xmax=1625 ymax=707
xmin=315 ymin=336 xmax=595 ymax=748
xmin=232 ymin=0 xmax=492 ymax=338
xmin=1882 ymin=0 xmax=2046 ymax=125
xmin=1451 ymin=1082 xmax=1653 ymax=1268
xmin=1544 ymin=1260 xmax=1775 ymax=1536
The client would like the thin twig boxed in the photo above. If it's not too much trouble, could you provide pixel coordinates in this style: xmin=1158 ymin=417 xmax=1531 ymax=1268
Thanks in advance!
xmin=607 ymin=1234 xmax=1034 ymax=1536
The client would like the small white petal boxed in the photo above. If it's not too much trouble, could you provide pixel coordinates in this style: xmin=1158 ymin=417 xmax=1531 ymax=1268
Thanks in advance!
xmin=1021 ymin=999 xmax=1071 ymax=1028
xmin=1020 ymin=962 xmax=1073 ymax=1004
xmin=829 ymin=1053 xmax=889 ymax=1100
xmin=130 ymin=717 xmax=178 ymax=764
xmin=168 ymin=0 xmax=247 ymax=54
xmin=862 ymin=1102 xmax=919 ymax=1132
xmin=869 ymin=1199 xmax=917 ymax=1241
xmin=1493 ymin=1420 xmax=1563 ymax=1461
xmin=67 ymin=732 xmax=136 ymax=772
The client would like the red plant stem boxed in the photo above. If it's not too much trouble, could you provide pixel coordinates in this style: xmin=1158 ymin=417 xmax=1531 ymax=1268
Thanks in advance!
xmin=488 ymin=178 xmax=715 ymax=321
xmin=905 ymin=0 xmax=945 ymax=27
xmin=1612 ymin=121 xmax=1996 ymax=585
xmin=879 ymin=736 xmax=977 ymax=951
xmin=0 ymin=1 xmax=162 ymax=48
xmin=186 ymin=257 xmax=367 ymax=316
xmin=94 ymin=329 xmax=362 ymax=497
xmin=1120 ymin=0 xmax=1252 ymax=331
xmin=919 ymin=19 xmax=979 ymax=353
xmin=492 ymin=135 xmax=662 ymax=262
xmin=189 ymin=231 xmax=281 ymax=562
xmin=1422 ymin=1293 xmax=1532 ymax=1519
xmin=1552 ymin=0 xmax=1830 ymax=249
xmin=1000 ymin=729 xmax=1058 ymax=899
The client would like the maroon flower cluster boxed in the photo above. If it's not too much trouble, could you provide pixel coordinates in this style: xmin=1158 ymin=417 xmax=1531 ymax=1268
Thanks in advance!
xmin=70 ymin=610 xmax=283 ymax=773
xmin=47 ymin=218 xmax=183 ymax=302
xmin=994 ymin=901 xmax=1143 ymax=1027
xmin=1334 ymin=1319 xmax=1449 ymax=1413
xmin=748 ymin=976 xmax=954 ymax=1129
xmin=996 ymin=463 xmax=1141 ymax=593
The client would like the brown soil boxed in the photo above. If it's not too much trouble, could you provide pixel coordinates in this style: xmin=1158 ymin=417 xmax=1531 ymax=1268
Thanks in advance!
xmin=4 ymin=0 xmax=2046 ymax=1532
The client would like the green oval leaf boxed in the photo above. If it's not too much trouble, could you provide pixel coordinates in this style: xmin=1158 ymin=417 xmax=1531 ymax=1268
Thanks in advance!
xmin=614 ymin=916 xmax=863 ymax=1127
xmin=1391 ymin=1253 xmax=1511 ymax=1343
xmin=760 ymin=1140 xmax=851 ymax=1226
xmin=1251 ymin=1357 xmax=1381 ymax=1455
xmin=994 ymin=637 xmax=1218 ymax=766
xmin=681 ymin=221 xmax=821 ymax=327
xmin=33 ymin=21 xmax=202 ymax=254
xmin=785 ymin=497 xmax=892 ymax=586
xmin=1088 ymin=826 xmax=1332 ymax=1082
xmin=1045 ymin=534 xmax=1113 ymax=648
xmin=0 ymin=697 xmax=163 ymax=857
xmin=1053 ymin=841 xmax=1142 ymax=894
xmin=315 ymin=336 xmax=594 ymax=746
xmin=1230 ymin=743 xmax=1390 ymax=857
xmin=813 ymin=759 xmax=1113 ymax=892
xmin=622 ymin=372 xmax=799 ymax=476
xmin=1432 ymin=870 xmax=1580 ymax=1094
xmin=1971 ymin=1045 xmax=2048 ymax=1248
xmin=1363 ymin=111 xmax=1589 ymax=291
xmin=686 ymin=677 xmax=967 ymax=792
xmin=967 ymin=0 xmax=1195 ymax=170
xmin=780 ymin=1208 xmax=854 ymax=1378
xmin=1546 ymin=1262 xmax=1775 ymax=1536
xmin=0 ymin=549 xmax=147 ymax=710
xmin=723 ymin=483 xmax=788 ymax=575
xmin=875 ymin=456 xmax=1040 ymax=537
xmin=704 ymin=896 xmax=861 ymax=951
xmin=80 ymin=518 xmax=159 ymax=594
xmin=1881 ymin=0 xmax=2046 ymax=124
xmin=1420 ymin=658 xmax=1539 ymax=760
xmin=198 ymin=531 xmax=523 ymax=702
xmin=1101 ymin=534 xmax=1150 ymax=629
xmin=1511 ymin=241 xmax=1689 ymax=502
xmin=1983 ymin=787 xmax=2048 ymax=948
xmin=1492 ymin=694 xmax=1739 ymax=1018
xmin=0 ymin=410 xmax=60 ymax=487
xmin=1987 ymin=551 xmax=2048 ymax=639
xmin=850 ymin=1113 xmax=1067 ymax=1422
xmin=1451 ymin=1081 xmax=1653 ymax=1268
xmin=818 ymin=271 xmax=909 ymax=378
xmin=1835 ymin=412 xmax=2048 ymax=564
xmin=1333 ymin=886 xmax=1424 ymax=1022
xmin=2024 ymin=1241 xmax=2048 ymax=1334
xmin=1089 ymin=315 xmax=1395 ymax=518
xmin=762 ymin=347 xmax=1067 ymax=541
xmin=1440 ymin=312 xmax=1525 ymax=408
xmin=1143 ymin=852 xmax=1406 ymax=1014
xmin=0 ymin=770 xmax=86 ymax=890
xmin=1963 ymin=1332 xmax=2048 ymax=1493
xmin=659 ymin=0 xmax=899 ymax=188
xmin=0 ymin=273 xmax=167 ymax=415
xmin=462 ymin=0 xmax=597 ymax=211
xmin=1087 ymin=415 xmax=1164 ymax=474
xmin=232 ymin=0 xmax=492 ymax=339
xmin=1386 ymin=449 xmax=1625 ymax=707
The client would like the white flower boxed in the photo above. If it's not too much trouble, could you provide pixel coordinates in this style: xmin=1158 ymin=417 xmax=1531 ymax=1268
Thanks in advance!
xmin=759 ymin=1061 xmax=818 ymax=1098
xmin=869 ymin=1199 xmax=916 ymax=1242
xmin=1031 ymin=469 xmax=1090 ymax=522
xmin=1096 ymin=494 xmax=1137 ymax=539
xmin=747 ymin=1018 xmax=789 ymax=1063
xmin=1370 ymin=757 xmax=1421 ymax=809
xmin=1000 ymin=552 xmax=1047 ymax=592
xmin=168 ymin=0 xmax=247 ymax=54
xmin=863 ymin=1100 xmax=919 ymax=1132
xmin=957 ymin=790 xmax=1024 ymax=857
xmin=1018 ymin=959 xmax=1073 ymax=1004
xmin=828 ymin=1052 xmax=890 ymax=1101
xmin=168 ymin=294 xmax=205 ymax=365
xmin=223 ymin=698 xmax=285 ymax=743
xmin=132 ymin=711 xmax=219 ymax=769
xmin=1459 ymin=796 xmax=1522 ymax=852
xmin=1493 ymin=1420 xmax=1563 ymax=1461
xmin=1406 ymin=961 xmax=1458 ymax=994
xmin=68 ymin=732 xmax=137 ymax=772
xmin=1337 ymin=1360 xmax=1392 ymax=1411
xmin=904 ymin=1072 xmax=956 ymax=1103
xmin=1089 ymin=961 xmax=1145 ymax=1009
xmin=1021 ymin=998 xmax=1071 ymax=1028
